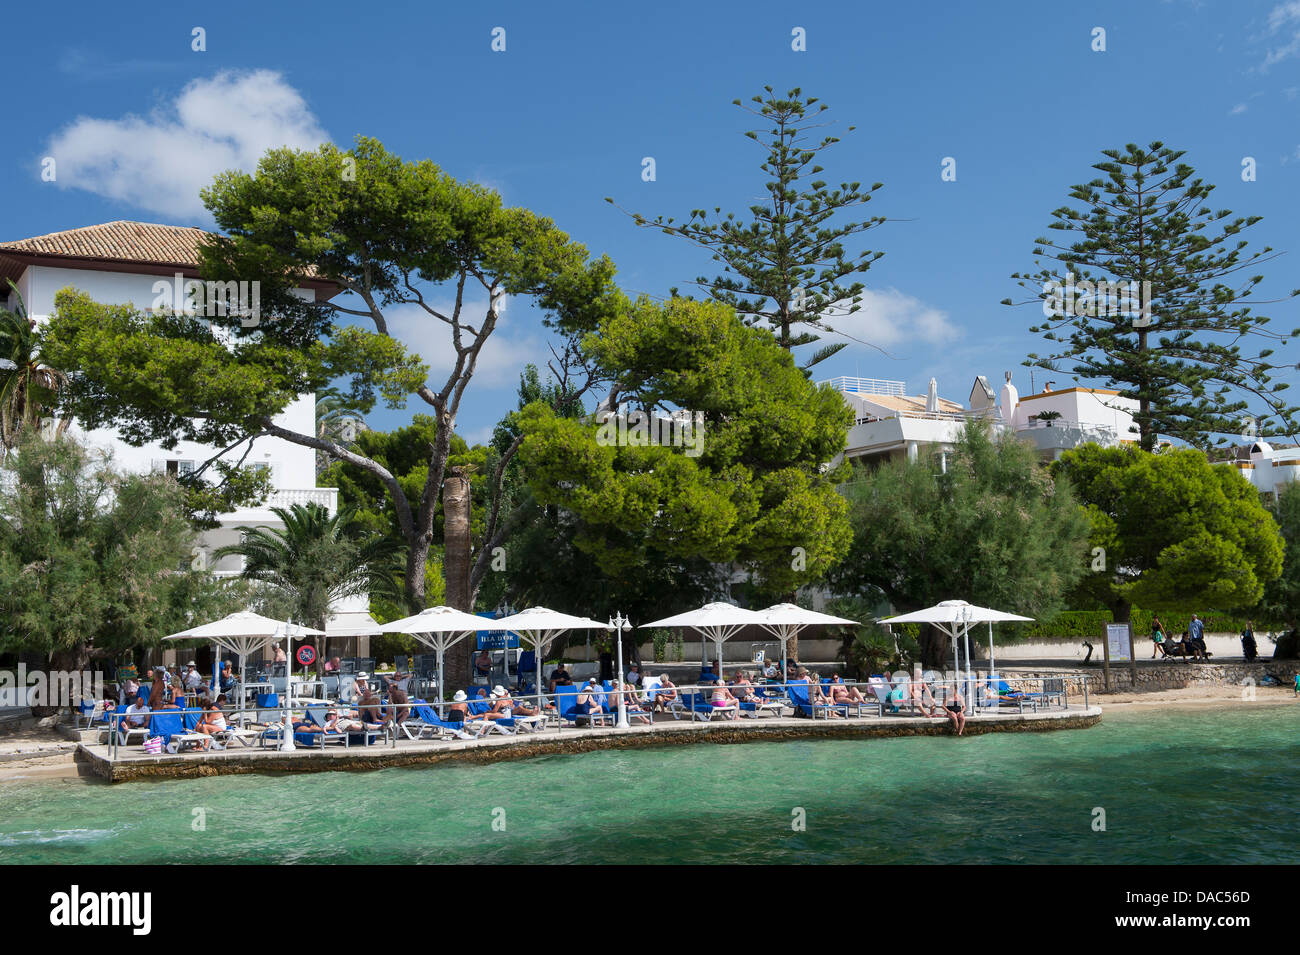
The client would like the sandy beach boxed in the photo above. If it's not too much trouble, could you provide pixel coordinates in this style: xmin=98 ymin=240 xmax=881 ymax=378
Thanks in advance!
xmin=1093 ymin=685 xmax=1298 ymax=708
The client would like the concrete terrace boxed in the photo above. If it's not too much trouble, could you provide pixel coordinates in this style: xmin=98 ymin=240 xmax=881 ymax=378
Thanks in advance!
xmin=77 ymin=704 xmax=1102 ymax=783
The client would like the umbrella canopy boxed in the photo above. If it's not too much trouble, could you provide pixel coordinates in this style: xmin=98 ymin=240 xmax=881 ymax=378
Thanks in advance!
xmin=164 ymin=611 xmax=324 ymax=650
xmin=878 ymin=600 xmax=1031 ymax=626
xmin=640 ymin=602 xmax=766 ymax=680
xmin=381 ymin=606 xmax=491 ymax=706
xmin=878 ymin=600 xmax=1033 ymax=691
xmin=164 ymin=612 xmax=324 ymax=711
xmin=756 ymin=603 xmax=859 ymax=680
xmin=490 ymin=607 xmax=612 ymax=700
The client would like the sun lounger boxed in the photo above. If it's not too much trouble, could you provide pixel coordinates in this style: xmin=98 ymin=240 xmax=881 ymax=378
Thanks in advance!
xmin=787 ymin=680 xmax=848 ymax=719
xmin=819 ymin=680 xmax=880 ymax=717
xmin=1023 ymin=677 xmax=1066 ymax=709
xmin=675 ymin=691 xmax=739 ymax=721
xmin=554 ymin=685 xmax=610 ymax=727
xmin=867 ymin=676 xmax=894 ymax=710
xmin=147 ymin=711 xmax=213 ymax=753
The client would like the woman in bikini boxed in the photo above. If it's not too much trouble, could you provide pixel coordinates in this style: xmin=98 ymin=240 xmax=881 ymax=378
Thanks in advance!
xmin=710 ymin=680 xmax=740 ymax=720
xmin=197 ymin=699 xmax=228 ymax=736
xmin=828 ymin=675 xmax=870 ymax=706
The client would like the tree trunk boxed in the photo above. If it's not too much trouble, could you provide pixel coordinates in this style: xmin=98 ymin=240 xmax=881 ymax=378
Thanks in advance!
xmin=918 ymin=625 xmax=949 ymax=670
xmin=442 ymin=467 xmax=474 ymax=692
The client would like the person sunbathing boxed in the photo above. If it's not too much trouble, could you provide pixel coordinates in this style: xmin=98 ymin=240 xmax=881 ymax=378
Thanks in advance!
xmin=827 ymin=676 xmax=870 ymax=706
xmin=387 ymin=683 xmax=410 ymax=725
xmin=613 ymin=681 xmax=653 ymax=723
xmin=573 ymin=681 xmax=606 ymax=724
xmin=447 ymin=690 xmax=471 ymax=722
xmin=710 ymin=681 xmax=740 ymax=719
xmin=730 ymin=672 xmax=758 ymax=700
xmin=653 ymin=675 xmax=678 ymax=711
xmin=909 ymin=674 xmax=940 ymax=718
xmin=196 ymin=700 xmax=228 ymax=735
xmin=486 ymin=687 xmax=515 ymax=717
xmin=357 ymin=687 xmax=384 ymax=724
xmin=321 ymin=709 xmax=374 ymax=732
xmin=120 ymin=699 xmax=151 ymax=733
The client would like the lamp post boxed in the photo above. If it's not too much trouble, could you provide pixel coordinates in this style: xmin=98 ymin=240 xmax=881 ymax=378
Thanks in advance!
xmin=610 ymin=612 xmax=630 ymax=728
xmin=279 ymin=620 xmax=296 ymax=752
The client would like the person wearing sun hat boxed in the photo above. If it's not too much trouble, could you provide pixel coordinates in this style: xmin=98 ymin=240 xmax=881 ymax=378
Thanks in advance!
xmin=447 ymin=689 xmax=470 ymax=722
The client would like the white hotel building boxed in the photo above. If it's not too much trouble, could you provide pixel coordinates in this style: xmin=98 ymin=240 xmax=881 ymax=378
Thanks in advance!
xmin=0 ymin=220 xmax=379 ymax=649
xmin=822 ymin=372 xmax=1140 ymax=466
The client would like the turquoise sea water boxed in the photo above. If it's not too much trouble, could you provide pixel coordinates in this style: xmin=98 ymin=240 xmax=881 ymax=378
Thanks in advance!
xmin=0 ymin=706 xmax=1296 ymax=864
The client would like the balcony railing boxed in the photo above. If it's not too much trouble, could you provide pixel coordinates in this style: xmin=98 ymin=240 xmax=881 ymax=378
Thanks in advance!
xmin=223 ymin=488 xmax=340 ymax=516
xmin=819 ymin=376 xmax=907 ymax=397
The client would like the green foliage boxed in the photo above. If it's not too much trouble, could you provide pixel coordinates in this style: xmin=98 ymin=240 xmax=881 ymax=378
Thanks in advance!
xmin=1008 ymin=142 xmax=1300 ymax=450
xmin=320 ymin=415 xmax=480 ymax=547
xmin=42 ymin=135 xmax=623 ymax=610
xmin=1052 ymin=444 xmax=1283 ymax=617
xmin=214 ymin=502 xmax=402 ymax=630
xmin=518 ymin=296 xmax=853 ymax=599
xmin=1257 ymin=480 xmax=1300 ymax=635
xmin=0 ymin=434 xmax=245 ymax=661
xmin=0 ymin=281 xmax=69 ymax=456
xmin=611 ymin=87 xmax=886 ymax=371
xmin=828 ymin=421 xmax=1092 ymax=634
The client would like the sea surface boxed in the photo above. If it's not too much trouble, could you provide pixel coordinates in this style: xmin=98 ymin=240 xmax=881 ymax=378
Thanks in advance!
xmin=0 ymin=706 xmax=1295 ymax=864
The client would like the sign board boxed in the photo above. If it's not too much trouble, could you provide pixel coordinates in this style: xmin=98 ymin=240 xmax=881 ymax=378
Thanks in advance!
xmin=296 ymin=645 xmax=317 ymax=666
xmin=476 ymin=630 xmax=520 ymax=650
xmin=1105 ymin=623 xmax=1132 ymax=662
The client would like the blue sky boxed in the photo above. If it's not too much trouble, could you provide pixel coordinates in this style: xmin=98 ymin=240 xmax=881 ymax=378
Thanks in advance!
xmin=6 ymin=0 xmax=1300 ymax=444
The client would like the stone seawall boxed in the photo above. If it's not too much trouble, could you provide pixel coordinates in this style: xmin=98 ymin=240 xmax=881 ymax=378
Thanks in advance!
xmin=1005 ymin=661 xmax=1299 ymax=696
xmin=77 ymin=707 xmax=1101 ymax=783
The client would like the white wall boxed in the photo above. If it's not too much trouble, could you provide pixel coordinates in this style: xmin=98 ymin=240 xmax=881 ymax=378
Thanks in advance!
xmin=22 ymin=264 xmax=318 ymax=499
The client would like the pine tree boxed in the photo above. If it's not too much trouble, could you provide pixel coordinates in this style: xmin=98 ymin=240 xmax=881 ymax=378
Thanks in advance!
xmin=610 ymin=87 xmax=887 ymax=372
xmin=1006 ymin=142 xmax=1300 ymax=450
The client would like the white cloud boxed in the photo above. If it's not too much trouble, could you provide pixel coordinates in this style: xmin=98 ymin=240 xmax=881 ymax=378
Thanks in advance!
xmin=44 ymin=70 xmax=329 ymax=219
xmin=1229 ymin=102 xmax=1248 ymax=114
xmin=817 ymin=287 xmax=962 ymax=353
xmin=1262 ymin=2 xmax=1300 ymax=67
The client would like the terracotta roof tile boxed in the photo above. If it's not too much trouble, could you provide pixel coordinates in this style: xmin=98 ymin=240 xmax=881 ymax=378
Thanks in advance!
xmin=0 ymin=220 xmax=212 ymax=267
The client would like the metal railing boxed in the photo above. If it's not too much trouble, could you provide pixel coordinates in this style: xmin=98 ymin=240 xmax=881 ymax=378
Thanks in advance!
xmin=819 ymin=376 xmax=907 ymax=397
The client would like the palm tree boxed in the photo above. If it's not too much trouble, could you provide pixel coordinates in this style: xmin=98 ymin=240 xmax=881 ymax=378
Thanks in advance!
xmin=0 ymin=282 xmax=69 ymax=461
xmin=215 ymin=503 xmax=402 ymax=642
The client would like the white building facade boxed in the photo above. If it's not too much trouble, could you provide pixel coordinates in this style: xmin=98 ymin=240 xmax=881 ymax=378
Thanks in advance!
xmin=1230 ymin=441 xmax=1300 ymax=501
xmin=0 ymin=221 xmax=375 ymax=642
xmin=822 ymin=371 xmax=1139 ymax=467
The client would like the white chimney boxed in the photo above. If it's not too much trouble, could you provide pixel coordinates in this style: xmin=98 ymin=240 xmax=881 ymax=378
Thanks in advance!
xmin=999 ymin=372 xmax=1019 ymax=425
